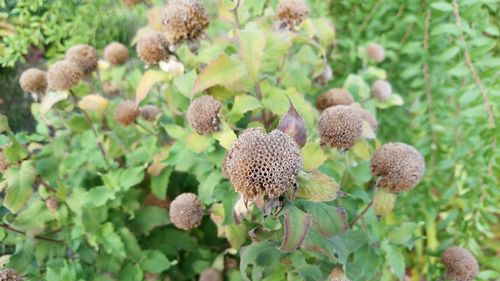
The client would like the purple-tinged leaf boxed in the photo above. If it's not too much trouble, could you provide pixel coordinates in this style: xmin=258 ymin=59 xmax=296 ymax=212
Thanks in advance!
xmin=278 ymin=204 xmax=312 ymax=252
xmin=298 ymin=201 xmax=348 ymax=237
xmin=277 ymin=101 xmax=307 ymax=147
xmin=296 ymin=170 xmax=340 ymax=202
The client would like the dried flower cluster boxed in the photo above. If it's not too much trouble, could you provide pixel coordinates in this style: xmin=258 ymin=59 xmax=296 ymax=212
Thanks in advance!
xmin=114 ymin=100 xmax=139 ymax=126
xmin=367 ymin=43 xmax=385 ymax=62
xmin=276 ymin=0 xmax=309 ymax=26
xmin=187 ymin=95 xmax=221 ymax=135
xmin=371 ymin=79 xmax=392 ymax=101
xmin=136 ymin=31 xmax=170 ymax=65
xmin=169 ymin=193 xmax=204 ymax=230
xmin=47 ymin=61 xmax=83 ymax=91
xmin=318 ymin=105 xmax=363 ymax=150
xmin=441 ymin=247 xmax=479 ymax=281
xmin=161 ymin=0 xmax=209 ymax=45
xmin=316 ymin=88 xmax=354 ymax=110
xmin=104 ymin=42 xmax=129 ymax=66
xmin=65 ymin=44 xmax=98 ymax=76
xmin=19 ymin=68 xmax=48 ymax=94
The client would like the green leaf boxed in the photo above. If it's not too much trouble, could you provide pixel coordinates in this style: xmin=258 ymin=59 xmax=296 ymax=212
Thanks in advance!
xmin=240 ymin=241 xmax=283 ymax=281
xmin=198 ymin=170 xmax=223 ymax=204
xmin=213 ymin=121 xmax=237 ymax=150
xmin=151 ymin=167 xmax=172 ymax=200
xmin=4 ymin=160 xmax=36 ymax=214
xmin=374 ymin=94 xmax=404 ymax=109
xmin=118 ymin=227 xmax=144 ymax=262
xmin=301 ymin=143 xmax=327 ymax=171
xmin=140 ymin=250 xmax=173 ymax=273
xmin=173 ymin=70 xmax=197 ymax=98
xmin=3 ymin=135 xmax=29 ymax=163
xmin=135 ymin=70 xmax=170 ymax=104
xmin=296 ymin=171 xmax=340 ymax=202
xmin=0 ymin=114 xmax=9 ymax=133
xmin=13 ymin=200 xmax=52 ymax=230
xmin=238 ymin=29 xmax=266 ymax=82
xmin=186 ymin=132 xmax=213 ymax=153
xmin=382 ymin=241 xmax=405 ymax=281
xmin=388 ymin=222 xmax=421 ymax=247
xmin=299 ymin=201 xmax=348 ymax=237
xmin=130 ymin=206 xmax=170 ymax=235
xmin=279 ymin=204 xmax=312 ymax=253
xmin=192 ymin=54 xmax=246 ymax=95
xmin=40 ymin=91 xmax=68 ymax=117
xmin=343 ymin=74 xmax=370 ymax=100
xmin=228 ymin=95 xmax=262 ymax=123
xmin=120 ymin=166 xmax=145 ymax=190
xmin=261 ymin=31 xmax=294 ymax=72
xmin=98 ymin=222 xmax=126 ymax=259
xmin=431 ymin=2 xmax=453 ymax=12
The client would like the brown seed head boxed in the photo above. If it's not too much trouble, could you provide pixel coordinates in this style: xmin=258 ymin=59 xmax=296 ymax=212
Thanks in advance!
xmin=371 ymin=143 xmax=425 ymax=193
xmin=367 ymin=43 xmax=385 ymax=62
xmin=276 ymin=0 xmax=309 ymax=26
xmin=0 ymin=151 xmax=9 ymax=172
xmin=0 ymin=268 xmax=23 ymax=281
xmin=371 ymin=80 xmax=392 ymax=101
xmin=223 ymin=128 xmax=303 ymax=200
xmin=122 ymin=0 xmax=142 ymax=6
xmin=19 ymin=68 xmax=48 ymax=94
xmin=65 ymin=44 xmax=98 ymax=76
xmin=103 ymin=81 xmax=120 ymax=96
xmin=47 ymin=61 xmax=83 ymax=91
xmin=441 ymin=247 xmax=479 ymax=281
xmin=318 ymin=105 xmax=363 ymax=150
xmin=46 ymin=197 xmax=58 ymax=212
xmin=316 ymin=88 xmax=354 ymax=110
xmin=199 ymin=268 xmax=223 ymax=281
xmin=104 ymin=42 xmax=129 ymax=65
xmin=162 ymin=0 xmax=209 ymax=44
xmin=187 ymin=95 xmax=221 ymax=135
xmin=114 ymin=100 xmax=139 ymax=126
xmin=136 ymin=32 xmax=170 ymax=65
xmin=169 ymin=193 xmax=204 ymax=230
xmin=140 ymin=105 xmax=161 ymax=121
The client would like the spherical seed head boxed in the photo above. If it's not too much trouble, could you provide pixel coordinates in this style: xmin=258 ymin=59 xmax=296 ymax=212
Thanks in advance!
xmin=140 ymin=105 xmax=161 ymax=121
xmin=169 ymin=192 xmax=204 ymax=230
xmin=355 ymin=108 xmax=378 ymax=132
xmin=199 ymin=268 xmax=223 ymax=281
xmin=367 ymin=43 xmax=385 ymax=62
xmin=47 ymin=61 xmax=83 ymax=91
xmin=103 ymin=81 xmax=120 ymax=96
xmin=316 ymin=88 xmax=354 ymax=110
xmin=65 ymin=44 xmax=98 ymax=76
xmin=318 ymin=105 xmax=363 ymax=150
xmin=46 ymin=197 xmax=58 ymax=212
xmin=187 ymin=95 xmax=221 ymax=135
xmin=223 ymin=128 xmax=303 ymax=201
xmin=276 ymin=0 xmax=309 ymax=26
xmin=441 ymin=247 xmax=479 ymax=281
xmin=122 ymin=0 xmax=142 ymax=6
xmin=104 ymin=42 xmax=129 ymax=65
xmin=114 ymin=100 xmax=139 ymax=126
xmin=371 ymin=143 xmax=425 ymax=193
xmin=19 ymin=68 xmax=48 ymax=94
xmin=162 ymin=0 xmax=209 ymax=44
xmin=136 ymin=32 xmax=170 ymax=65
xmin=371 ymin=80 xmax=392 ymax=101
xmin=0 ymin=268 xmax=23 ymax=281
xmin=0 ymin=151 xmax=9 ymax=172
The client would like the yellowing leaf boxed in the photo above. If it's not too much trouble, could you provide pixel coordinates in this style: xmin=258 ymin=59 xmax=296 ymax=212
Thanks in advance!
xmin=186 ymin=132 xmax=212 ymax=153
xmin=375 ymin=94 xmax=404 ymax=109
xmin=4 ymin=161 xmax=36 ymax=214
xmin=296 ymin=170 xmax=340 ymax=202
xmin=238 ymin=29 xmax=266 ymax=82
xmin=136 ymin=70 xmax=170 ymax=104
xmin=191 ymin=54 xmax=245 ymax=95
xmin=228 ymin=95 xmax=262 ymax=123
xmin=213 ymin=121 xmax=237 ymax=150
xmin=78 ymin=94 xmax=109 ymax=113
xmin=279 ymin=204 xmax=312 ymax=252
xmin=302 ymin=143 xmax=327 ymax=171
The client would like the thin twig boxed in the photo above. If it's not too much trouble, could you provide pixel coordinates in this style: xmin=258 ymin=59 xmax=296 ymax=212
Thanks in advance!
xmin=349 ymin=201 xmax=373 ymax=228
xmin=136 ymin=122 xmax=157 ymax=136
xmin=358 ymin=0 xmax=382 ymax=35
xmin=0 ymin=223 xmax=63 ymax=243
xmin=37 ymin=176 xmax=57 ymax=193
xmin=231 ymin=0 xmax=241 ymax=29
xmin=452 ymin=0 xmax=496 ymax=128
xmin=423 ymin=8 xmax=437 ymax=171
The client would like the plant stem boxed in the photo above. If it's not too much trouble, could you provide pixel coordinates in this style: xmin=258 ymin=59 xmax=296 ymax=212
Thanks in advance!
xmin=0 ymin=223 xmax=63 ymax=243
xmin=37 ymin=176 xmax=57 ymax=193
xmin=255 ymin=82 xmax=272 ymax=129
xmin=231 ymin=0 xmax=241 ymax=29
xmin=136 ymin=122 xmax=157 ymax=136
xmin=349 ymin=200 xmax=373 ymax=228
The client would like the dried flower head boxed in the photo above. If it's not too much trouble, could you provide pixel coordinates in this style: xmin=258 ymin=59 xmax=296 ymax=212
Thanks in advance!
xmin=114 ymin=100 xmax=139 ymax=126
xmin=104 ymin=42 xmax=129 ymax=65
xmin=371 ymin=143 xmax=425 ymax=193
xmin=122 ymin=0 xmax=142 ymax=6
xmin=0 ymin=268 xmax=23 ymax=281
xmin=140 ymin=105 xmax=161 ymax=121
xmin=0 ymin=151 xmax=9 ymax=172
xmin=46 ymin=197 xmax=58 ymax=212
xmin=316 ymin=88 xmax=354 ymax=110
xmin=169 ymin=193 xmax=204 ymax=230
xmin=367 ymin=43 xmax=385 ymax=62
xmin=65 ymin=44 xmax=98 ymax=76
xmin=199 ymin=268 xmax=223 ymax=281
xmin=47 ymin=61 xmax=83 ymax=91
xmin=223 ymin=128 xmax=303 ymax=200
xmin=103 ymin=81 xmax=120 ymax=96
xmin=136 ymin=32 xmax=170 ymax=65
xmin=441 ymin=247 xmax=479 ymax=281
xmin=162 ymin=0 xmax=209 ymax=44
xmin=19 ymin=68 xmax=48 ymax=94
xmin=371 ymin=80 xmax=392 ymax=101
xmin=355 ymin=108 xmax=378 ymax=133
xmin=318 ymin=105 xmax=363 ymax=150
xmin=187 ymin=95 xmax=221 ymax=135
xmin=276 ymin=0 xmax=309 ymax=26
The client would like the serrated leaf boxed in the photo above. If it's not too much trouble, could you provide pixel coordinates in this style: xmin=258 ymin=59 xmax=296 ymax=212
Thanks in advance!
xmin=136 ymin=70 xmax=170 ymax=104
xmin=382 ymin=241 xmax=405 ymax=281
xmin=40 ymin=91 xmax=68 ymax=117
xmin=296 ymin=171 xmax=340 ymax=202
xmin=240 ymin=241 xmax=283 ymax=281
xmin=141 ymin=250 xmax=173 ymax=273
xmin=279 ymin=204 xmax=312 ymax=252
xmin=99 ymin=222 xmax=126 ymax=259
xmin=186 ymin=132 xmax=212 ymax=153
xmin=130 ymin=206 xmax=169 ymax=235
xmin=213 ymin=121 xmax=237 ymax=150
xmin=388 ymin=222 xmax=420 ymax=247
xmin=302 ymin=143 xmax=327 ymax=171
xmin=238 ymin=29 xmax=266 ymax=82
xmin=277 ymin=102 xmax=307 ymax=147
xmin=192 ymin=54 xmax=245 ymax=95
xmin=4 ymin=161 xmax=36 ymax=214
xmin=228 ymin=95 xmax=262 ymax=123
xmin=299 ymin=201 xmax=348 ymax=237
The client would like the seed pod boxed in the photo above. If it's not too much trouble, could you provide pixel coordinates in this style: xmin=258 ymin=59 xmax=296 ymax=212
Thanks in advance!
xmin=161 ymin=0 xmax=209 ymax=45
xmin=318 ymin=105 xmax=363 ymax=150
xmin=355 ymin=108 xmax=378 ymax=133
xmin=47 ymin=60 xmax=83 ymax=91
xmin=102 ymin=81 xmax=120 ymax=96
xmin=65 ymin=44 xmax=98 ymax=76
xmin=441 ymin=247 xmax=479 ymax=281
xmin=187 ymin=95 xmax=221 ymax=135
xmin=122 ymin=0 xmax=142 ymax=6
xmin=223 ymin=128 xmax=303 ymax=200
xmin=169 ymin=193 xmax=204 ymax=230
xmin=367 ymin=43 xmax=385 ymax=62
xmin=114 ymin=100 xmax=139 ymax=126
xmin=370 ymin=143 xmax=425 ymax=193
xmin=136 ymin=32 xmax=170 ymax=65
xmin=371 ymin=80 xmax=392 ymax=101
xmin=0 ymin=151 xmax=9 ymax=172
xmin=329 ymin=267 xmax=350 ymax=281
xmin=372 ymin=188 xmax=396 ymax=216
xmin=19 ymin=68 xmax=48 ymax=94
xmin=140 ymin=105 xmax=161 ymax=121
xmin=199 ymin=268 xmax=223 ymax=281
xmin=276 ymin=0 xmax=309 ymax=26
xmin=0 ymin=268 xmax=23 ymax=281
xmin=104 ymin=42 xmax=129 ymax=65
xmin=316 ymin=88 xmax=354 ymax=110
xmin=46 ymin=197 xmax=58 ymax=212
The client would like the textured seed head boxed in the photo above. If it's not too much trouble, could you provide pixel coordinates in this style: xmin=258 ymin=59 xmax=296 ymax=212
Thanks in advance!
xmin=223 ymin=128 xmax=303 ymax=201
xmin=103 ymin=81 xmax=120 ymax=96
xmin=47 ymin=60 xmax=83 ymax=91
xmin=169 ymin=193 xmax=204 ymax=230
xmin=371 ymin=80 xmax=392 ymax=101
xmin=187 ymin=95 xmax=221 ymax=135
xmin=318 ymin=105 xmax=363 ymax=150
xmin=355 ymin=108 xmax=378 ymax=133
xmin=367 ymin=43 xmax=385 ymax=62
xmin=0 ymin=268 xmax=23 ymax=281
xmin=276 ymin=0 xmax=309 ymax=26
xmin=19 ymin=68 xmax=48 ymax=94
xmin=136 ymin=32 xmax=170 ymax=65
xmin=316 ymin=88 xmax=354 ymax=110
xmin=104 ymin=42 xmax=129 ymax=65
xmin=65 ymin=44 xmax=98 ymax=76
xmin=329 ymin=267 xmax=350 ymax=281
xmin=371 ymin=143 xmax=425 ymax=193
xmin=199 ymin=268 xmax=223 ymax=281
xmin=162 ymin=0 xmax=209 ymax=44
xmin=140 ymin=105 xmax=161 ymax=121
xmin=114 ymin=100 xmax=139 ymax=126
xmin=441 ymin=247 xmax=479 ymax=281
xmin=0 ymin=151 xmax=9 ymax=172
xmin=122 ymin=0 xmax=142 ymax=6
xmin=46 ymin=197 xmax=58 ymax=212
